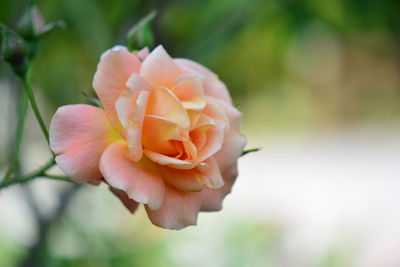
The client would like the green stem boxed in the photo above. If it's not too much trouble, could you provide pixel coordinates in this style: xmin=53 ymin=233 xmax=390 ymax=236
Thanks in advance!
xmin=23 ymin=74 xmax=49 ymax=144
xmin=3 ymin=92 xmax=29 ymax=181
xmin=0 ymin=158 xmax=73 ymax=190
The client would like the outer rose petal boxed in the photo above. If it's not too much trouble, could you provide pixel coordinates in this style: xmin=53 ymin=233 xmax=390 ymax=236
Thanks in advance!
xmin=146 ymin=185 xmax=201 ymax=230
xmin=109 ymin=187 xmax=139 ymax=213
xmin=200 ymin=163 xmax=238 ymax=211
xmin=158 ymin=166 xmax=204 ymax=192
xmin=93 ymin=46 xmax=141 ymax=130
xmin=174 ymin=58 xmax=232 ymax=104
xmin=214 ymin=133 xmax=246 ymax=173
xmin=100 ymin=141 xmax=165 ymax=210
xmin=140 ymin=45 xmax=183 ymax=88
xmin=49 ymin=104 xmax=118 ymax=182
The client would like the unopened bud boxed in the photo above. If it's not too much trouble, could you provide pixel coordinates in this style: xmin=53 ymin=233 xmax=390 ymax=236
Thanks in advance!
xmin=18 ymin=4 xmax=46 ymax=40
xmin=1 ymin=26 xmax=29 ymax=76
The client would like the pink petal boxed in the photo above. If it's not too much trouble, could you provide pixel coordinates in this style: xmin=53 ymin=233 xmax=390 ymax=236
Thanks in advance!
xmin=109 ymin=187 xmax=139 ymax=213
xmin=174 ymin=58 xmax=232 ymax=104
xmin=93 ymin=46 xmax=141 ymax=130
xmin=140 ymin=45 xmax=183 ymax=88
xmin=146 ymin=86 xmax=190 ymax=129
xmin=100 ymin=141 xmax=165 ymax=210
xmin=145 ymin=185 xmax=201 ymax=230
xmin=198 ymin=157 xmax=224 ymax=189
xmin=49 ymin=104 xmax=118 ymax=182
xmin=174 ymin=75 xmax=206 ymax=111
xmin=206 ymin=96 xmax=242 ymax=132
xmin=136 ymin=47 xmax=150 ymax=61
xmin=143 ymin=149 xmax=198 ymax=170
xmin=200 ymin=163 xmax=238 ymax=211
xmin=214 ymin=133 xmax=246 ymax=173
xmin=115 ymin=89 xmax=150 ymax=161
xmin=158 ymin=166 xmax=204 ymax=192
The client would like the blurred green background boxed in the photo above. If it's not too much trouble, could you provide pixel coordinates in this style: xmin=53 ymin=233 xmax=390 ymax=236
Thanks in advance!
xmin=1 ymin=0 xmax=400 ymax=266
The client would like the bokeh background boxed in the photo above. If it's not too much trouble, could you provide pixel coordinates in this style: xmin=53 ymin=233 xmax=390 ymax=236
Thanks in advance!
xmin=1 ymin=0 xmax=400 ymax=266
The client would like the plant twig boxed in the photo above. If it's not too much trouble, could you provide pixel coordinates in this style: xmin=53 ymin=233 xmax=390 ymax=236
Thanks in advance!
xmin=0 ymin=158 xmax=73 ymax=189
xmin=23 ymin=73 xmax=50 ymax=144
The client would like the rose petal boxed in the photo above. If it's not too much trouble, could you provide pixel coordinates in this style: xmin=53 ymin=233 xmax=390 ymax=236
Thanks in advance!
xmin=100 ymin=141 xmax=165 ymax=210
xmin=200 ymin=163 xmax=238 ymax=211
xmin=196 ymin=119 xmax=226 ymax=162
xmin=140 ymin=45 xmax=182 ymax=88
xmin=174 ymin=58 xmax=232 ymax=103
xmin=49 ymin=104 xmax=118 ymax=182
xmin=93 ymin=46 xmax=141 ymax=130
xmin=109 ymin=187 xmax=139 ymax=213
xmin=143 ymin=149 xmax=198 ymax=170
xmin=174 ymin=75 xmax=206 ymax=111
xmin=146 ymin=86 xmax=190 ymax=130
xmin=115 ymin=90 xmax=150 ymax=161
xmin=142 ymin=115 xmax=182 ymax=155
xmin=198 ymin=157 xmax=224 ymax=189
xmin=145 ymin=185 xmax=201 ymax=230
xmin=158 ymin=166 xmax=204 ymax=192
xmin=214 ymin=133 xmax=246 ymax=173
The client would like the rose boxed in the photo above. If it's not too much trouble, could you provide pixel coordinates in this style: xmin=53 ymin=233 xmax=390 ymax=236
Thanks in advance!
xmin=49 ymin=45 xmax=246 ymax=229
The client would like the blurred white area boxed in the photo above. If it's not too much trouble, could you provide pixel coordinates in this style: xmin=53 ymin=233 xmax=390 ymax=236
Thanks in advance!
xmin=1 ymin=122 xmax=400 ymax=267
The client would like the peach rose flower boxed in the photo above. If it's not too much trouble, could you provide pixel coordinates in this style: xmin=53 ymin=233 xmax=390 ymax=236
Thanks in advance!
xmin=49 ymin=45 xmax=246 ymax=229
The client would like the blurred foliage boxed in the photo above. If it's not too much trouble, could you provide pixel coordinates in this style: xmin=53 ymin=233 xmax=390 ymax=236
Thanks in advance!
xmin=1 ymin=0 xmax=400 ymax=266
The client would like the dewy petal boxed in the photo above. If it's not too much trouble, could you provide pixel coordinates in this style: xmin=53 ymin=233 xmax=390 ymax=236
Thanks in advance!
xmin=49 ymin=104 xmax=119 ymax=183
xmin=109 ymin=187 xmax=139 ymax=214
xmin=174 ymin=75 xmax=206 ymax=111
xmin=174 ymin=58 xmax=232 ymax=104
xmin=140 ymin=45 xmax=183 ymax=88
xmin=214 ymin=133 xmax=246 ymax=173
xmin=200 ymin=163 xmax=238 ymax=211
xmin=93 ymin=46 xmax=141 ymax=130
xmin=115 ymin=89 xmax=150 ymax=161
xmin=142 ymin=115 xmax=182 ymax=155
xmin=143 ymin=149 xmax=198 ymax=170
xmin=146 ymin=87 xmax=190 ymax=130
xmin=145 ymin=185 xmax=201 ymax=230
xmin=100 ymin=141 xmax=165 ymax=210
xmin=158 ymin=166 xmax=204 ymax=192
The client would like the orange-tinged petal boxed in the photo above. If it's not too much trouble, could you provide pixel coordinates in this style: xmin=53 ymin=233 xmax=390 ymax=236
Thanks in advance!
xmin=174 ymin=75 xmax=206 ymax=111
xmin=140 ymin=45 xmax=182 ymax=88
xmin=145 ymin=185 xmax=201 ymax=230
xmin=158 ymin=166 xmax=204 ymax=192
xmin=49 ymin=104 xmax=119 ymax=183
xmin=100 ymin=141 xmax=165 ymax=210
xmin=142 ymin=115 xmax=182 ymax=155
xmin=174 ymin=58 xmax=232 ymax=104
xmin=93 ymin=46 xmax=141 ymax=130
xmin=143 ymin=149 xmax=198 ymax=169
xmin=196 ymin=119 xmax=226 ymax=162
xmin=146 ymin=86 xmax=190 ymax=129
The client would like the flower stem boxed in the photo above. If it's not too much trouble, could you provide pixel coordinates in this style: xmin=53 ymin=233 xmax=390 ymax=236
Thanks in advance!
xmin=0 ymin=158 xmax=73 ymax=189
xmin=23 ymin=73 xmax=49 ymax=144
xmin=2 ymin=92 xmax=29 ymax=181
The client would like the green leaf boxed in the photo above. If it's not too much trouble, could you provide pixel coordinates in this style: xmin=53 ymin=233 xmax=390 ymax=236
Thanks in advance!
xmin=126 ymin=11 xmax=156 ymax=51
xmin=241 ymin=147 xmax=261 ymax=157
